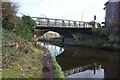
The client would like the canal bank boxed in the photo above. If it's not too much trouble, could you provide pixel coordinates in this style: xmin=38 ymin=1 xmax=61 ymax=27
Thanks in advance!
xmin=37 ymin=44 xmax=64 ymax=78
xmin=77 ymin=39 xmax=120 ymax=51
xmin=39 ymin=38 xmax=120 ymax=51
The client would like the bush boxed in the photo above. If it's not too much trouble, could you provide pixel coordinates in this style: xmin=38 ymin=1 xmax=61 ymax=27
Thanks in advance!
xmin=15 ymin=15 xmax=36 ymax=42
xmin=2 ymin=20 xmax=14 ymax=30
xmin=108 ymin=34 xmax=120 ymax=43
xmin=99 ymin=27 xmax=109 ymax=40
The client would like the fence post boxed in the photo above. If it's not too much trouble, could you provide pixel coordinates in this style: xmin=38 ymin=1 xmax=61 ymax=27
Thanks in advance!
xmin=62 ymin=20 xmax=65 ymax=27
xmin=47 ymin=18 xmax=49 ymax=26
xmin=68 ymin=20 xmax=70 ymax=26
xmin=79 ymin=21 xmax=81 ymax=27
xmin=74 ymin=21 xmax=76 ymax=27
xmin=37 ymin=18 xmax=41 ymax=25
xmin=55 ymin=19 xmax=57 ymax=26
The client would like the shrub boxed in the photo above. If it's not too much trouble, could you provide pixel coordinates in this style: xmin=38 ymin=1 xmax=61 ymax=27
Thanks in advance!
xmin=2 ymin=20 xmax=14 ymax=30
xmin=15 ymin=15 xmax=36 ymax=42
xmin=99 ymin=27 xmax=109 ymax=40
xmin=108 ymin=34 xmax=120 ymax=43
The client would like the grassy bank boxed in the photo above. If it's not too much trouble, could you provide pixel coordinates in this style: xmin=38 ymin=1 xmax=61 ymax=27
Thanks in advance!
xmin=48 ymin=54 xmax=64 ymax=78
xmin=2 ymin=28 xmax=65 ymax=78
xmin=2 ymin=29 xmax=42 ymax=78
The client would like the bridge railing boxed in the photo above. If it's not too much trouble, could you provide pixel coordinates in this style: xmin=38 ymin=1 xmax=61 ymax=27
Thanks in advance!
xmin=64 ymin=63 xmax=100 ymax=77
xmin=32 ymin=17 xmax=93 ymax=28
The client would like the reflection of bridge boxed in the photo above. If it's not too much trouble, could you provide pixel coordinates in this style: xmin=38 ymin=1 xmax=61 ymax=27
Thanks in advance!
xmin=32 ymin=17 xmax=98 ymax=45
xmin=64 ymin=63 xmax=100 ymax=77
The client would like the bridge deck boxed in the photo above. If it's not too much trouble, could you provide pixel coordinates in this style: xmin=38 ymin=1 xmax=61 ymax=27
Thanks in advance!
xmin=32 ymin=17 xmax=93 ymax=28
xmin=36 ymin=25 xmax=92 ymax=29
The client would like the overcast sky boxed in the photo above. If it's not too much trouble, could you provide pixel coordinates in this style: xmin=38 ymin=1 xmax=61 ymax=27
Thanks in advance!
xmin=12 ymin=0 xmax=108 ymax=23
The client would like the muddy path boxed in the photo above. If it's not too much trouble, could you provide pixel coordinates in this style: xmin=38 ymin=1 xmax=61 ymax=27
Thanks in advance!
xmin=40 ymin=46 xmax=54 ymax=78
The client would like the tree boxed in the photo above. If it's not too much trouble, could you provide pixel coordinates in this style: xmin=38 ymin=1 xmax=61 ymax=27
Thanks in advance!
xmin=89 ymin=21 xmax=101 ymax=37
xmin=2 ymin=1 xmax=19 ymax=30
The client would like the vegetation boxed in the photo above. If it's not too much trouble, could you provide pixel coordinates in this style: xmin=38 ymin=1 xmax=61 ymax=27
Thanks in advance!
xmin=15 ymin=15 xmax=36 ymax=42
xmin=2 ymin=1 xmax=42 ymax=78
xmin=48 ymin=54 xmax=64 ymax=78
xmin=78 ymin=27 xmax=120 ymax=50
xmin=2 ymin=1 xmax=64 ymax=78
xmin=2 ymin=29 xmax=42 ymax=78
xmin=2 ymin=1 xmax=19 ymax=30
xmin=108 ymin=34 xmax=120 ymax=43
xmin=99 ymin=27 xmax=109 ymax=40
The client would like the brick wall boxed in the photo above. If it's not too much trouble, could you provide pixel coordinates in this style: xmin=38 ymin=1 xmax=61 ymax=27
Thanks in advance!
xmin=105 ymin=1 xmax=120 ymax=34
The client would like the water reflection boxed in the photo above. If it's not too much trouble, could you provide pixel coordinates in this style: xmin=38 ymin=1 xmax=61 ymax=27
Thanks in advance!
xmin=38 ymin=42 xmax=64 ymax=56
xmin=38 ymin=42 xmax=119 ymax=78
xmin=66 ymin=65 xmax=104 ymax=78
xmin=65 ymin=64 xmax=104 ymax=78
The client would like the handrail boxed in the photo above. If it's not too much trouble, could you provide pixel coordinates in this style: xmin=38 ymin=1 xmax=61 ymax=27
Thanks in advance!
xmin=32 ymin=17 xmax=86 ymax=22
xmin=32 ymin=17 xmax=93 ymax=28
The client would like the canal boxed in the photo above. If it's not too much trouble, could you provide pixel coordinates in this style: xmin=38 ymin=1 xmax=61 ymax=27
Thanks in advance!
xmin=38 ymin=42 xmax=119 ymax=78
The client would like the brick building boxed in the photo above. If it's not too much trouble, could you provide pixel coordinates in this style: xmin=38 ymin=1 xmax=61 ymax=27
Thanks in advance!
xmin=104 ymin=0 xmax=120 ymax=34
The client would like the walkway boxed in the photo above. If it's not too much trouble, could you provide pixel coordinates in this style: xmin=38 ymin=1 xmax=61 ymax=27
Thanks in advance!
xmin=41 ymin=46 xmax=54 ymax=78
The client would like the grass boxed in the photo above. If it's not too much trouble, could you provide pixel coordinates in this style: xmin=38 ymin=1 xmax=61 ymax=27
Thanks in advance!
xmin=2 ymin=29 xmax=42 ymax=78
xmin=48 ymin=54 xmax=64 ymax=78
xmin=2 ymin=28 xmax=65 ymax=78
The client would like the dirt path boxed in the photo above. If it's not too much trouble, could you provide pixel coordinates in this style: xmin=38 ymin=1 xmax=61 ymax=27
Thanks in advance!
xmin=40 ymin=47 xmax=54 ymax=78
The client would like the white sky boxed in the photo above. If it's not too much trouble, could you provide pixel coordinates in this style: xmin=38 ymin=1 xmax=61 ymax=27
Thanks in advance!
xmin=12 ymin=0 xmax=108 ymax=23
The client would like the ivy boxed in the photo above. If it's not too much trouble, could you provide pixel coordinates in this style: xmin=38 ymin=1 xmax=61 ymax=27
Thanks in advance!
xmin=15 ymin=15 xmax=36 ymax=42
xmin=2 ymin=20 xmax=14 ymax=30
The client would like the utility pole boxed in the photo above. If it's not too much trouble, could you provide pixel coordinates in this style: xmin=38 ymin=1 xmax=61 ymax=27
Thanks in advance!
xmin=81 ymin=13 xmax=83 ymax=21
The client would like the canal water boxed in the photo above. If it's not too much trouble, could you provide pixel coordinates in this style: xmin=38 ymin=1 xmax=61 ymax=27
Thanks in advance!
xmin=38 ymin=42 xmax=119 ymax=78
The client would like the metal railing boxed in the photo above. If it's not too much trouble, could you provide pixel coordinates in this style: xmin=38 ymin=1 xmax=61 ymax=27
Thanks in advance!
xmin=32 ymin=17 xmax=93 ymax=28
xmin=64 ymin=63 xmax=100 ymax=76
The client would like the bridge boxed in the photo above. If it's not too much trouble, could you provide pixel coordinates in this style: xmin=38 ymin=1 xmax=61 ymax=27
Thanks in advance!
xmin=32 ymin=17 xmax=98 ymax=45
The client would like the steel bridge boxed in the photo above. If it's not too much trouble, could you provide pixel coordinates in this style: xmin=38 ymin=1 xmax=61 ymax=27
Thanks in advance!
xmin=32 ymin=17 xmax=95 ymax=28
xmin=32 ymin=17 xmax=96 ymax=45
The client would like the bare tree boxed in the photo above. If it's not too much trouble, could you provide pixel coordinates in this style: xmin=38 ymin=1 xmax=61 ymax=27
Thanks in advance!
xmin=2 ymin=1 xmax=19 ymax=29
xmin=3 ymin=1 xmax=19 ymax=18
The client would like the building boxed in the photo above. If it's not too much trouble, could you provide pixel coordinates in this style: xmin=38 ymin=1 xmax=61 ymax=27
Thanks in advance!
xmin=104 ymin=0 xmax=120 ymax=34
